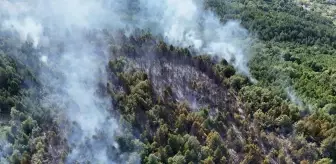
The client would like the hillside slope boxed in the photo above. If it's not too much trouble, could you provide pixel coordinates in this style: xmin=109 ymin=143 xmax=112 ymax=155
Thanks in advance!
xmin=0 ymin=0 xmax=335 ymax=164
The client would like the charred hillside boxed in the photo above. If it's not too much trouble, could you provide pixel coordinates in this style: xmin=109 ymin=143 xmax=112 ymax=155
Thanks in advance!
xmin=104 ymin=32 xmax=322 ymax=163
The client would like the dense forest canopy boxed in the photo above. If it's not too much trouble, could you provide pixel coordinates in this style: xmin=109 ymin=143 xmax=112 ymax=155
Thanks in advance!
xmin=0 ymin=0 xmax=336 ymax=164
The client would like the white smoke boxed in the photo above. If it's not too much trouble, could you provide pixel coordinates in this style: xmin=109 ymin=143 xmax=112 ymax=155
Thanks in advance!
xmin=0 ymin=0 xmax=254 ymax=162
xmin=135 ymin=0 xmax=253 ymax=76
xmin=58 ymin=49 xmax=123 ymax=163
xmin=286 ymin=87 xmax=304 ymax=107
xmin=0 ymin=132 xmax=10 ymax=164
xmin=0 ymin=0 xmax=130 ymax=163
xmin=2 ymin=17 xmax=42 ymax=47
xmin=1 ymin=0 xmax=254 ymax=76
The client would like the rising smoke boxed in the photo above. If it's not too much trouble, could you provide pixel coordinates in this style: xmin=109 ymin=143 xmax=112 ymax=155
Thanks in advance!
xmin=134 ymin=0 xmax=254 ymax=76
xmin=286 ymin=87 xmax=304 ymax=107
xmin=0 ymin=139 xmax=10 ymax=164
xmin=0 ymin=0 xmax=253 ymax=163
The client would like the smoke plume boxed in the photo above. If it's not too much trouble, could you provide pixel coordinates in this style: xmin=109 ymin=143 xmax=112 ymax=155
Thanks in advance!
xmin=0 ymin=0 xmax=253 ymax=163
xmin=134 ymin=0 xmax=253 ymax=76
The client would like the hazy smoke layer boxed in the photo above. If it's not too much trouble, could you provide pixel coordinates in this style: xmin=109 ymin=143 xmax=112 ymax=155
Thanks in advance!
xmin=0 ymin=0 xmax=253 ymax=163
xmin=134 ymin=0 xmax=253 ymax=76
xmin=0 ymin=0 xmax=129 ymax=163
xmin=1 ymin=0 xmax=253 ymax=75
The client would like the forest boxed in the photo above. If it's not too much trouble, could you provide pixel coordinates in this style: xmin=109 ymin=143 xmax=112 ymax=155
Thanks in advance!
xmin=0 ymin=0 xmax=335 ymax=163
